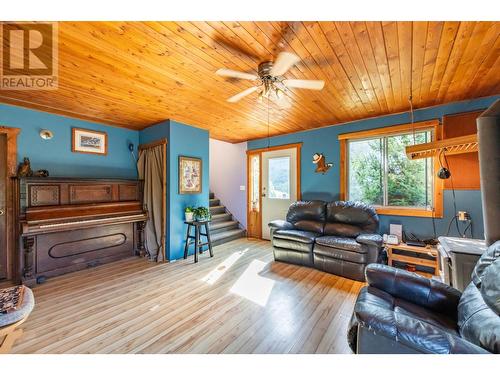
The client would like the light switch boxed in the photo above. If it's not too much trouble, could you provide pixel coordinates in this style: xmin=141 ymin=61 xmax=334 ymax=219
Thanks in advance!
xmin=240 ymin=185 xmax=246 ymax=191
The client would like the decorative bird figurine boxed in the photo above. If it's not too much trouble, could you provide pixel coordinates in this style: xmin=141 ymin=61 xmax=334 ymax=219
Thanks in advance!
xmin=17 ymin=157 xmax=33 ymax=177
xmin=312 ymin=153 xmax=333 ymax=174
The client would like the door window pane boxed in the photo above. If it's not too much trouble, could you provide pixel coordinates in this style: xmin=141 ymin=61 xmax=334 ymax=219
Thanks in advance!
xmin=348 ymin=138 xmax=383 ymax=205
xmin=250 ymin=155 xmax=260 ymax=211
xmin=268 ymin=157 xmax=290 ymax=199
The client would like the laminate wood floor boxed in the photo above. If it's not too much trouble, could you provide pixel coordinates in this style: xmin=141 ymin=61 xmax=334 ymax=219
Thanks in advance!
xmin=11 ymin=238 xmax=364 ymax=354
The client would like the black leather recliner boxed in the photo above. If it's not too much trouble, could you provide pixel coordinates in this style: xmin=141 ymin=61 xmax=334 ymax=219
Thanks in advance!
xmin=347 ymin=240 xmax=500 ymax=354
xmin=269 ymin=200 xmax=383 ymax=281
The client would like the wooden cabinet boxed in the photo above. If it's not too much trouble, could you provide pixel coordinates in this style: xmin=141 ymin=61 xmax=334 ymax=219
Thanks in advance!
xmin=387 ymin=243 xmax=439 ymax=278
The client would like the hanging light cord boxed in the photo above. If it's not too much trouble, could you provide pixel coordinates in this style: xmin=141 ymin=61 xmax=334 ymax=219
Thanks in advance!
xmin=267 ymin=95 xmax=270 ymax=149
xmin=409 ymin=95 xmax=416 ymax=144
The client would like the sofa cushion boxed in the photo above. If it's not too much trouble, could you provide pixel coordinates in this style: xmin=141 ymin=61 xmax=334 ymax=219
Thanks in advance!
xmin=273 ymin=247 xmax=314 ymax=266
xmin=315 ymin=236 xmax=365 ymax=253
xmin=272 ymin=238 xmax=314 ymax=254
xmin=314 ymin=253 xmax=367 ymax=281
xmin=323 ymin=222 xmax=364 ymax=238
xmin=458 ymin=282 xmax=500 ymax=353
xmin=480 ymin=258 xmax=500 ymax=314
xmin=293 ymin=220 xmax=324 ymax=233
xmin=314 ymin=244 xmax=368 ymax=264
xmin=273 ymin=229 xmax=319 ymax=244
xmin=325 ymin=201 xmax=379 ymax=236
xmin=286 ymin=201 xmax=326 ymax=233
xmin=471 ymin=240 xmax=500 ymax=288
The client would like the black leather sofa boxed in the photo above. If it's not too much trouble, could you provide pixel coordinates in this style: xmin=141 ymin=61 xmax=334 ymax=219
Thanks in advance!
xmin=269 ymin=200 xmax=382 ymax=281
xmin=347 ymin=240 xmax=500 ymax=354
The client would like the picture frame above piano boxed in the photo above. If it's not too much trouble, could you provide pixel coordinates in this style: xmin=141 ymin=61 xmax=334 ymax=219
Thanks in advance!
xmin=72 ymin=127 xmax=108 ymax=155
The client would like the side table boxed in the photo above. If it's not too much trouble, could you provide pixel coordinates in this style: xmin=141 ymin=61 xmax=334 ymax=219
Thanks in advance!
xmin=183 ymin=220 xmax=213 ymax=263
xmin=386 ymin=242 xmax=439 ymax=278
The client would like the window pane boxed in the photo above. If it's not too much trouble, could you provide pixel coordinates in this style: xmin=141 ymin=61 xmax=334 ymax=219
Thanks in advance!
xmin=386 ymin=131 xmax=432 ymax=207
xmin=348 ymin=138 xmax=383 ymax=205
xmin=268 ymin=157 xmax=290 ymax=199
xmin=250 ymin=155 xmax=260 ymax=211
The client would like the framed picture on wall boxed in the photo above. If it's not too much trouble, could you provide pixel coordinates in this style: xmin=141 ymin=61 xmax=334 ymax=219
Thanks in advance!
xmin=179 ymin=156 xmax=202 ymax=194
xmin=72 ymin=128 xmax=108 ymax=155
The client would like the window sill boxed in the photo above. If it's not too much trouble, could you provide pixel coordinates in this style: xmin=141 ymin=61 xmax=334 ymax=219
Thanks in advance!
xmin=374 ymin=206 xmax=443 ymax=218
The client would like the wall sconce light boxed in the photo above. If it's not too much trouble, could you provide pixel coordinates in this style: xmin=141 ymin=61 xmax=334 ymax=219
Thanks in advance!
xmin=39 ymin=129 xmax=54 ymax=140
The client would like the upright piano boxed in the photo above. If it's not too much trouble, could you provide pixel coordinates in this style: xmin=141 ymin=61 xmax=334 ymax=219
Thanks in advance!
xmin=17 ymin=177 xmax=147 ymax=286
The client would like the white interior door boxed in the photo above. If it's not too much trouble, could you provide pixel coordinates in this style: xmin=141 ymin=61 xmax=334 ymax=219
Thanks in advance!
xmin=261 ymin=148 xmax=297 ymax=240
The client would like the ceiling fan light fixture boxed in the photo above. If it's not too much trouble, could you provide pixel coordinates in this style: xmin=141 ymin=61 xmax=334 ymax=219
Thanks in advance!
xmin=216 ymin=51 xmax=324 ymax=105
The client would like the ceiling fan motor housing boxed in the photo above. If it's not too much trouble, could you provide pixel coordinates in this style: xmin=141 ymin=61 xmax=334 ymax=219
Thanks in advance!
xmin=258 ymin=61 xmax=275 ymax=79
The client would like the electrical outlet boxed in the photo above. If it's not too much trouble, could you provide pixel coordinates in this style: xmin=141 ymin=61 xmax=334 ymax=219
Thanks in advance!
xmin=458 ymin=211 xmax=470 ymax=221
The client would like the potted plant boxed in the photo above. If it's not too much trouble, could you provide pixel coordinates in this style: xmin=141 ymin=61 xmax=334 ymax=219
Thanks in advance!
xmin=184 ymin=206 xmax=195 ymax=222
xmin=194 ymin=206 xmax=211 ymax=221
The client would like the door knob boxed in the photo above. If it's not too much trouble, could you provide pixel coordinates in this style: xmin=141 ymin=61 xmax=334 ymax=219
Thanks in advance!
xmin=0 ymin=209 xmax=4 ymax=216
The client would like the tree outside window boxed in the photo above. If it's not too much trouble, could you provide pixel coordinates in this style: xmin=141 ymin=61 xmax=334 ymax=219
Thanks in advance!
xmin=348 ymin=130 xmax=433 ymax=208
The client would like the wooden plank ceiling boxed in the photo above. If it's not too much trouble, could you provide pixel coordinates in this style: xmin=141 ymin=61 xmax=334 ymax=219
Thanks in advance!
xmin=1 ymin=21 xmax=499 ymax=143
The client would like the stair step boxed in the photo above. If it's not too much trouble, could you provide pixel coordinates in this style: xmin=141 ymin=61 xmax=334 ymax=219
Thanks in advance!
xmin=209 ymin=205 xmax=226 ymax=214
xmin=209 ymin=198 xmax=220 ymax=207
xmin=209 ymin=220 xmax=239 ymax=234
xmin=211 ymin=228 xmax=246 ymax=246
xmin=211 ymin=213 xmax=232 ymax=222
xmin=209 ymin=192 xmax=215 ymax=199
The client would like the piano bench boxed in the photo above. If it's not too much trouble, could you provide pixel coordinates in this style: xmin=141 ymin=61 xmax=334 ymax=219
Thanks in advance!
xmin=0 ymin=286 xmax=35 ymax=354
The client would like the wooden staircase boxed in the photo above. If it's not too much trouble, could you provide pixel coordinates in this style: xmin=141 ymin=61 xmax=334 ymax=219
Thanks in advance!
xmin=209 ymin=192 xmax=246 ymax=246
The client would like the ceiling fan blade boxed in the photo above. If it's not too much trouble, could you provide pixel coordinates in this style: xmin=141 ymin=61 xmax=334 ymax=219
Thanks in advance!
xmin=213 ymin=35 xmax=262 ymax=61
xmin=270 ymin=52 xmax=301 ymax=76
xmin=227 ymin=86 xmax=259 ymax=103
xmin=282 ymin=79 xmax=325 ymax=90
xmin=216 ymin=68 xmax=258 ymax=81
xmin=273 ymin=22 xmax=300 ymax=53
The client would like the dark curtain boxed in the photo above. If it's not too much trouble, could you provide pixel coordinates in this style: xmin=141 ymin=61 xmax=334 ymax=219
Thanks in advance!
xmin=137 ymin=145 xmax=165 ymax=262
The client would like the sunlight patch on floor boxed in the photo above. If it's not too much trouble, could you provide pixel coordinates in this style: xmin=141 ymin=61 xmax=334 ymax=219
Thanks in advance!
xmin=230 ymin=259 xmax=275 ymax=307
xmin=201 ymin=248 xmax=248 ymax=285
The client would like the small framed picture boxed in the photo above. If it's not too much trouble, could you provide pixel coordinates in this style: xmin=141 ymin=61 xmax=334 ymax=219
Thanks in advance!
xmin=72 ymin=128 xmax=108 ymax=155
xmin=179 ymin=156 xmax=202 ymax=194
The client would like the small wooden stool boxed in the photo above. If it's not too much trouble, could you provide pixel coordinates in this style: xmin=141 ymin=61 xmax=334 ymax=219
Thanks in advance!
xmin=183 ymin=220 xmax=213 ymax=263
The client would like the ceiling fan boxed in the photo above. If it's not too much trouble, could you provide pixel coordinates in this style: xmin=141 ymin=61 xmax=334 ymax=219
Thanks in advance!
xmin=215 ymin=51 xmax=325 ymax=109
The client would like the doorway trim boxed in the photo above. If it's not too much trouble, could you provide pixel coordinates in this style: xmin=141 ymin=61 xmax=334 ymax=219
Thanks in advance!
xmin=246 ymin=142 xmax=302 ymax=239
xmin=0 ymin=126 xmax=21 ymax=281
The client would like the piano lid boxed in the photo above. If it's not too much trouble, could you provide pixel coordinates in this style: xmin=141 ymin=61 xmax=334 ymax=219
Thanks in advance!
xmin=19 ymin=177 xmax=144 ymax=211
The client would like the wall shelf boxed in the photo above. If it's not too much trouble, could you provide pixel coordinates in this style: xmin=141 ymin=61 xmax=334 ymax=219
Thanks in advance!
xmin=405 ymin=134 xmax=478 ymax=160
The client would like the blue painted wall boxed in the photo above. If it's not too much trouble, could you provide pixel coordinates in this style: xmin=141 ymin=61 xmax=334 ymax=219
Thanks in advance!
xmin=0 ymin=103 xmax=210 ymax=262
xmin=248 ymin=96 xmax=499 ymax=240
xmin=0 ymin=104 xmax=139 ymax=178
xmin=139 ymin=120 xmax=209 ymax=261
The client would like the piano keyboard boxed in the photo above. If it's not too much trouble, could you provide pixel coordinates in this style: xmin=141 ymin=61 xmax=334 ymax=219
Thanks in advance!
xmin=37 ymin=214 xmax=146 ymax=229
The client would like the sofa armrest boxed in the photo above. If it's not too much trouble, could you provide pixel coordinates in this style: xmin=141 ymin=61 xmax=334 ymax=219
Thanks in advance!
xmin=356 ymin=233 xmax=383 ymax=264
xmin=356 ymin=233 xmax=383 ymax=248
xmin=365 ymin=264 xmax=462 ymax=317
xmin=268 ymin=220 xmax=294 ymax=230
